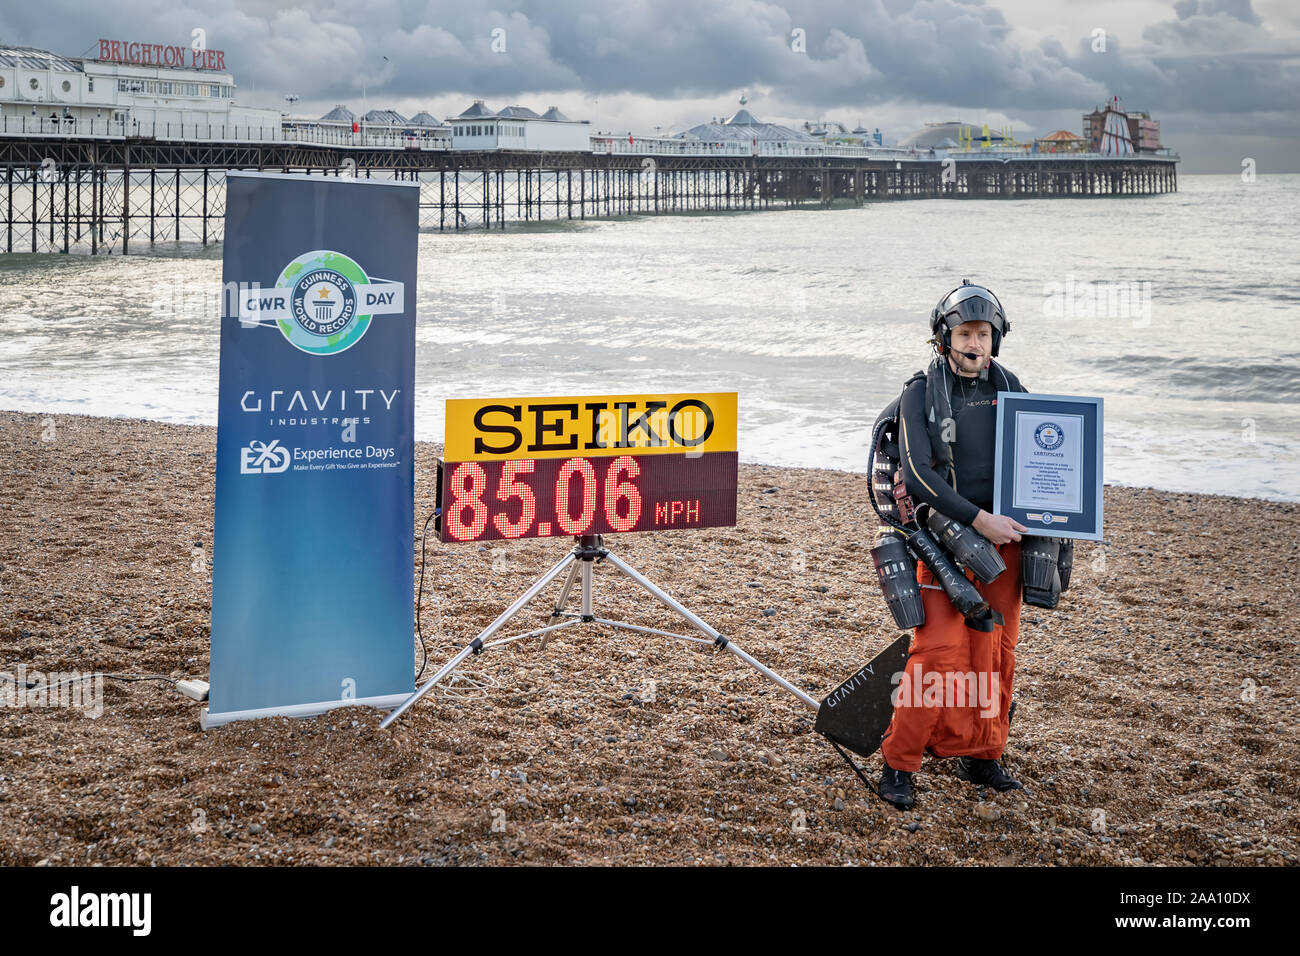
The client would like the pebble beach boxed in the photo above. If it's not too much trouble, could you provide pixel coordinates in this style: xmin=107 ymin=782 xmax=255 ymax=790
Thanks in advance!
xmin=0 ymin=409 xmax=1295 ymax=866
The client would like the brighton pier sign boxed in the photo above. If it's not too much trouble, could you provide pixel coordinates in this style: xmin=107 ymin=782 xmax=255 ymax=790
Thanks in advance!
xmin=95 ymin=38 xmax=227 ymax=71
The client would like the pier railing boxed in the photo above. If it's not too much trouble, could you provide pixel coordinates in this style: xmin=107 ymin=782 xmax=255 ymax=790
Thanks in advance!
xmin=944 ymin=147 xmax=1182 ymax=162
xmin=279 ymin=126 xmax=451 ymax=150
xmin=2 ymin=116 xmax=1180 ymax=164
xmin=0 ymin=115 xmax=454 ymax=150
xmin=591 ymin=137 xmax=752 ymax=156
xmin=591 ymin=136 xmax=925 ymax=160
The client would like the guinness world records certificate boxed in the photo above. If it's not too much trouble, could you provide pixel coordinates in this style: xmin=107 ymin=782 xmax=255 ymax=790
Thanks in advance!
xmin=993 ymin=392 xmax=1104 ymax=540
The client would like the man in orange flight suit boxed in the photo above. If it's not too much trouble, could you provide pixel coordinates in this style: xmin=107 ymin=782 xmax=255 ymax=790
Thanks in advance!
xmin=878 ymin=281 xmax=1029 ymax=810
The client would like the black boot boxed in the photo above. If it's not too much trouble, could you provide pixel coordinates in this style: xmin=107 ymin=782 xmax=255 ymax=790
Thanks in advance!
xmin=878 ymin=760 xmax=916 ymax=810
xmin=955 ymin=756 xmax=1024 ymax=792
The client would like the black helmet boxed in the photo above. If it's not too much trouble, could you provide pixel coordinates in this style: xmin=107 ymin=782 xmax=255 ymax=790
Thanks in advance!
xmin=930 ymin=279 xmax=1010 ymax=357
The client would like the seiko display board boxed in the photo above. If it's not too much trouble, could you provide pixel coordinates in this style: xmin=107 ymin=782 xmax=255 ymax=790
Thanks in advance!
xmin=436 ymin=392 xmax=739 ymax=542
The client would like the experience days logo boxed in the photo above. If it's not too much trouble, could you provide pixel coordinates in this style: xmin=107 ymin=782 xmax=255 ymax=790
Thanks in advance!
xmin=240 ymin=250 xmax=404 ymax=356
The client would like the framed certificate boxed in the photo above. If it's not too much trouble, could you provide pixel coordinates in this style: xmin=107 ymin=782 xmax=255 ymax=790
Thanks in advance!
xmin=993 ymin=392 xmax=1104 ymax=540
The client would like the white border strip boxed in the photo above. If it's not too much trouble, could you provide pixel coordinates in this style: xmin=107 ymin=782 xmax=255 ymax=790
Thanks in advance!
xmin=199 ymin=692 xmax=411 ymax=730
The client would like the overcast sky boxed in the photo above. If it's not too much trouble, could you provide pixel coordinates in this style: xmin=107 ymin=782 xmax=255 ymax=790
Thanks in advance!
xmin=4 ymin=0 xmax=1297 ymax=172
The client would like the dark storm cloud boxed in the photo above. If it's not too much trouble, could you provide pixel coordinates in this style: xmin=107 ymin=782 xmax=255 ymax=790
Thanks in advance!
xmin=500 ymin=0 xmax=1097 ymax=108
xmin=1172 ymin=0 xmax=1261 ymax=26
xmin=0 ymin=0 xmax=1098 ymax=108
xmin=1 ymin=0 xmax=1294 ymax=120
xmin=1063 ymin=1 xmax=1299 ymax=117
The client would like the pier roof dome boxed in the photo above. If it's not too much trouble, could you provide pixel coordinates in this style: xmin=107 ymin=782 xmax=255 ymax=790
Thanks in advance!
xmin=320 ymin=104 xmax=355 ymax=122
xmin=0 ymin=46 xmax=81 ymax=72
xmin=362 ymin=109 xmax=407 ymax=125
xmin=458 ymin=100 xmax=497 ymax=118
xmin=679 ymin=108 xmax=815 ymax=143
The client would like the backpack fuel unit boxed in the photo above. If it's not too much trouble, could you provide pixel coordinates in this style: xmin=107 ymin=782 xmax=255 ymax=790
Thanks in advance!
xmin=866 ymin=390 xmax=1074 ymax=628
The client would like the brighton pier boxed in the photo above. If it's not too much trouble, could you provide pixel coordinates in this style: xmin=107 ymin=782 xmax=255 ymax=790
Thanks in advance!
xmin=0 ymin=124 xmax=1178 ymax=255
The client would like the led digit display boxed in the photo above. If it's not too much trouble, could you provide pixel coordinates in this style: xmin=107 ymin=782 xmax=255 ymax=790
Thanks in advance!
xmin=437 ymin=393 xmax=739 ymax=543
xmin=492 ymin=459 xmax=537 ymax=538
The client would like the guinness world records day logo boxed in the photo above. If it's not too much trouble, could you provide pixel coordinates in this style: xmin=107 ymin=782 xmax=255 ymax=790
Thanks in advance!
xmin=275 ymin=250 xmax=371 ymax=355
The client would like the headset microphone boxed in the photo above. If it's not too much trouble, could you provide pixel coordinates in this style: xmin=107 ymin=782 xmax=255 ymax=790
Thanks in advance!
xmin=929 ymin=336 xmax=986 ymax=363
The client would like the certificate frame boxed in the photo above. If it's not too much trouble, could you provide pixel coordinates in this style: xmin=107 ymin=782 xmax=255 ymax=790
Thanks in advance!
xmin=993 ymin=392 xmax=1104 ymax=540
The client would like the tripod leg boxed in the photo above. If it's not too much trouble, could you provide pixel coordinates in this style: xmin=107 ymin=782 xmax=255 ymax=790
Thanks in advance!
xmin=550 ymin=561 xmax=581 ymax=618
xmin=543 ymin=561 xmax=583 ymax=649
xmin=380 ymin=550 xmax=579 ymax=728
xmin=379 ymin=640 xmax=483 ymax=729
xmin=580 ymin=559 xmax=594 ymax=619
xmin=720 ymin=640 xmax=820 ymax=711
xmin=600 ymin=550 xmax=820 ymax=711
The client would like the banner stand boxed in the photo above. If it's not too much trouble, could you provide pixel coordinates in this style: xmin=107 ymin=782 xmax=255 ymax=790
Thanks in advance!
xmin=379 ymin=534 xmax=819 ymax=730
xmin=206 ymin=172 xmax=419 ymax=728
xmin=200 ymin=694 xmax=412 ymax=731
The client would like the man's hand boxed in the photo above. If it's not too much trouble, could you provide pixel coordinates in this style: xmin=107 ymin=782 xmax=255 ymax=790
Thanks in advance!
xmin=973 ymin=509 xmax=1029 ymax=545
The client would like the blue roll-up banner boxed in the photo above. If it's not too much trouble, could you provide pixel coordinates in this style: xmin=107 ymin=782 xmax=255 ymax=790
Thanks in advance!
xmin=202 ymin=172 xmax=418 ymax=729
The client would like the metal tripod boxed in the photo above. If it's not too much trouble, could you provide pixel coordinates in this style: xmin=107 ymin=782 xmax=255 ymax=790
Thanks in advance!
xmin=379 ymin=535 xmax=819 ymax=728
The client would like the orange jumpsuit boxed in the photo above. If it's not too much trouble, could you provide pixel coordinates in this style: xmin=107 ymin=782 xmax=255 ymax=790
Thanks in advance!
xmin=880 ymin=539 xmax=1022 ymax=773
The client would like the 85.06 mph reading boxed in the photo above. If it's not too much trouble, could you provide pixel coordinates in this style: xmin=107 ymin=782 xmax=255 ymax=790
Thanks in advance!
xmin=438 ymin=452 xmax=738 ymax=543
